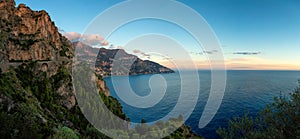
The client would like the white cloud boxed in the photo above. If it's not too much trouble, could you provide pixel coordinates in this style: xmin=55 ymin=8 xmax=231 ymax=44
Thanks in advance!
xmin=62 ymin=32 xmax=109 ymax=46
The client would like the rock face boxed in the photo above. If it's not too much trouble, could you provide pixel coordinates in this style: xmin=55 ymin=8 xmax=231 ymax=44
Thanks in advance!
xmin=0 ymin=0 xmax=73 ymax=64
xmin=95 ymin=74 xmax=110 ymax=96
xmin=0 ymin=0 xmax=75 ymax=108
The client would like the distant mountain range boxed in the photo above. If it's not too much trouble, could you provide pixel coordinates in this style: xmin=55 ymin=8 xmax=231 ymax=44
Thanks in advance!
xmin=73 ymin=41 xmax=174 ymax=76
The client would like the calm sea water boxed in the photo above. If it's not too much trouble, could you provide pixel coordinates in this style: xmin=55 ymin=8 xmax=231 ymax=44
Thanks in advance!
xmin=104 ymin=70 xmax=300 ymax=138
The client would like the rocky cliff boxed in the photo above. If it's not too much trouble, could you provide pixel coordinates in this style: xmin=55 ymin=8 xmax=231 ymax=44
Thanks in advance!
xmin=0 ymin=0 xmax=75 ymax=108
xmin=0 ymin=0 xmax=73 ymax=68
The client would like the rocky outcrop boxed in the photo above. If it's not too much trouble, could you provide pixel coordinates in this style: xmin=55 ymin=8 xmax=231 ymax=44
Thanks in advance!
xmin=0 ymin=0 xmax=75 ymax=108
xmin=0 ymin=0 xmax=73 ymax=63
xmin=95 ymin=74 xmax=110 ymax=96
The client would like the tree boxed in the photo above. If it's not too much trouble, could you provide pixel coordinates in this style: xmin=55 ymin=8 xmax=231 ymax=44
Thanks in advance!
xmin=217 ymin=80 xmax=300 ymax=138
xmin=141 ymin=118 xmax=147 ymax=124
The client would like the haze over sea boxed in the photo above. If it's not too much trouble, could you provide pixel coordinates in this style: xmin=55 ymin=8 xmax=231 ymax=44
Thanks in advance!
xmin=104 ymin=70 xmax=300 ymax=138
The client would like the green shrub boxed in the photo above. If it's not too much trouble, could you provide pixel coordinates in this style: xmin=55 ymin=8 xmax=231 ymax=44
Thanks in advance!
xmin=217 ymin=80 xmax=300 ymax=139
xmin=51 ymin=126 xmax=79 ymax=139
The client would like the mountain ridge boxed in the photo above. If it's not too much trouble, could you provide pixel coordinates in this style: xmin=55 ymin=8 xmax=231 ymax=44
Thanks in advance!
xmin=73 ymin=41 xmax=174 ymax=77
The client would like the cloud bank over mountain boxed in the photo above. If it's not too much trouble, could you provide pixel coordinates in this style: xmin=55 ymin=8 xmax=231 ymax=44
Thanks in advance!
xmin=63 ymin=32 xmax=109 ymax=46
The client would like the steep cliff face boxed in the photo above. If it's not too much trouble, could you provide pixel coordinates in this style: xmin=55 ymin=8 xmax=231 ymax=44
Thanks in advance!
xmin=95 ymin=74 xmax=111 ymax=96
xmin=0 ymin=0 xmax=73 ymax=63
xmin=0 ymin=0 xmax=75 ymax=109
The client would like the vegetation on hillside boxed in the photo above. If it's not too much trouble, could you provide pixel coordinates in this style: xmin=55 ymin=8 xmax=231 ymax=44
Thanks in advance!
xmin=0 ymin=62 xmax=109 ymax=138
xmin=73 ymin=63 xmax=201 ymax=139
xmin=0 ymin=62 xmax=201 ymax=139
xmin=217 ymin=80 xmax=300 ymax=139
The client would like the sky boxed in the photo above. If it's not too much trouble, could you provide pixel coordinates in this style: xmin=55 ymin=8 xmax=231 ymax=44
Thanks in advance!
xmin=14 ymin=0 xmax=300 ymax=70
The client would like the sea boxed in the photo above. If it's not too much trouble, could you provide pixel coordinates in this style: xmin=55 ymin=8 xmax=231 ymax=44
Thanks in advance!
xmin=104 ymin=70 xmax=300 ymax=138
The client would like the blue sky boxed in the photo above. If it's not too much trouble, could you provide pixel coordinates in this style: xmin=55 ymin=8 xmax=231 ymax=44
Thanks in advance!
xmin=15 ymin=0 xmax=300 ymax=70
